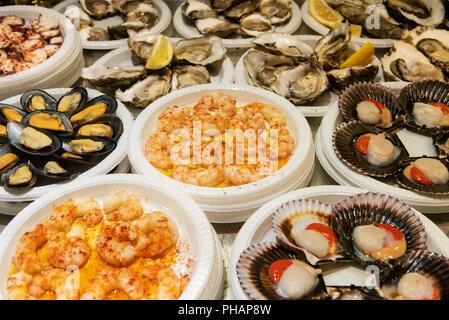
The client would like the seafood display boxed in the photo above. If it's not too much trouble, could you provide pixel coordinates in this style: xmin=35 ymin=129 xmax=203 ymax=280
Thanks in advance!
xmin=63 ymin=0 xmax=160 ymax=41
xmin=82 ymin=34 xmax=227 ymax=109
xmin=334 ymin=80 xmax=449 ymax=196
xmin=236 ymin=192 xmax=448 ymax=300
xmin=242 ymin=23 xmax=380 ymax=106
xmin=0 ymin=88 xmax=123 ymax=192
xmin=181 ymin=0 xmax=293 ymax=38
xmin=7 ymin=190 xmax=189 ymax=300
xmin=144 ymin=93 xmax=295 ymax=187
xmin=0 ymin=13 xmax=63 ymax=77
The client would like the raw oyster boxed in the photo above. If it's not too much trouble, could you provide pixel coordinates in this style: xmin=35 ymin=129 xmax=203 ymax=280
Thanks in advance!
xmin=314 ymin=22 xmax=351 ymax=70
xmin=112 ymin=0 xmax=151 ymax=15
xmin=240 ymin=12 xmax=274 ymax=37
xmin=81 ymin=65 xmax=147 ymax=88
xmin=252 ymin=32 xmax=314 ymax=59
xmin=115 ymin=68 xmax=172 ymax=108
xmin=211 ymin=0 xmax=242 ymax=12
xmin=258 ymin=0 xmax=292 ymax=24
xmin=127 ymin=29 xmax=157 ymax=63
xmin=195 ymin=17 xmax=239 ymax=37
xmin=171 ymin=65 xmax=210 ymax=90
xmin=384 ymin=0 xmax=445 ymax=27
xmin=225 ymin=1 xmax=256 ymax=20
xmin=381 ymin=40 xmax=445 ymax=81
xmin=80 ymin=0 xmax=117 ymax=19
xmin=327 ymin=64 xmax=379 ymax=92
xmin=182 ymin=0 xmax=217 ymax=20
xmin=107 ymin=21 xmax=148 ymax=40
xmin=173 ymin=36 xmax=226 ymax=65
xmin=79 ymin=25 xmax=110 ymax=41
xmin=63 ymin=5 xmax=93 ymax=28
xmin=125 ymin=2 xmax=159 ymax=28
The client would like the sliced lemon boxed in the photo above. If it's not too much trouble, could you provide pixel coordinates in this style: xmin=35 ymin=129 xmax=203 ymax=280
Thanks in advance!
xmin=350 ymin=24 xmax=363 ymax=38
xmin=145 ymin=35 xmax=173 ymax=70
xmin=308 ymin=0 xmax=344 ymax=28
xmin=340 ymin=42 xmax=374 ymax=68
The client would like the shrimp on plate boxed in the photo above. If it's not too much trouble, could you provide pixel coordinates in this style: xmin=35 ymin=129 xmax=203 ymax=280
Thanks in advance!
xmin=102 ymin=190 xmax=143 ymax=221
xmin=7 ymin=271 xmax=35 ymax=300
xmin=142 ymin=265 xmax=182 ymax=300
xmin=157 ymin=106 xmax=190 ymax=134
xmin=145 ymin=131 xmax=173 ymax=170
xmin=27 ymin=268 xmax=80 ymax=300
xmin=47 ymin=232 xmax=90 ymax=269
xmin=171 ymin=164 xmax=225 ymax=187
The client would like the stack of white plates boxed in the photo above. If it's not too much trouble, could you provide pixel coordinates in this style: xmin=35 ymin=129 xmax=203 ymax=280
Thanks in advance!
xmin=0 ymin=6 xmax=83 ymax=100
xmin=316 ymin=82 xmax=449 ymax=214
xmin=128 ymin=84 xmax=316 ymax=223
xmin=0 ymin=175 xmax=224 ymax=300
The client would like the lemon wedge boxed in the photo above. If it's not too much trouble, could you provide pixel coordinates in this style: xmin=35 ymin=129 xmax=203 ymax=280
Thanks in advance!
xmin=340 ymin=42 xmax=374 ymax=68
xmin=145 ymin=35 xmax=173 ymax=70
xmin=350 ymin=24 xmax=363 ymax=38
xmin=308 ymin=0 xmax=344 ymax=28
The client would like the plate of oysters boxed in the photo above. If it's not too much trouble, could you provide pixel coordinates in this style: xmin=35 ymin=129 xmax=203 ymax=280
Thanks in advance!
xmin=173 ymin=0 xmax=302 ymax=48
xmin=54 ymin=0 xmax=172 ymax=50
xmin=81 ymin=32 xmax=234 ymax=117
xmin=320 ymin=80 xmax=449 ymax=213
xmin=301 ymin=0 xmax=448 ymax=49
xmin=230 ymin=186 xmax=449 ymax=300
xmin=234 ymin=23 xmax=384 ymax=117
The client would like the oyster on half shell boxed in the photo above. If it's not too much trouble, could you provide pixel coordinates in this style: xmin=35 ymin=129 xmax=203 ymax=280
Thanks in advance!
xmin=195 ymin=17 xmax=239 ymax=37
xmin=174 ymin=36 xmax=226 ymax=65
xmin=252 ymin=32 xmax=314 ymax=59
xmin=240 ymin=12 xmax=274 ymax=37
xmin=80 ymin=0 xmax=116 ymax=19
xmin=81 ymin=65 xmax=147 ymax=88
xmin=314 ymin=22 xmax=351 ymax=71
xmin=182 ymin=0 xmax=217 ymax=20
xmin=171 ymin=65 xmax=210 ymax=90
xmin=384 ymin=0 xmax=445 ymax=27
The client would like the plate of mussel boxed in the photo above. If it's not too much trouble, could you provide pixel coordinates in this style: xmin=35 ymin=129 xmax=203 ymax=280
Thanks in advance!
xmin=319 ymin=80 xmax=449 ymax=213
xmin=81 ymin=32 xmax=234 ymax=116
xmin=230 ymin=186 xmax=449 ymax=300
xmin=234 ymin=23 xmax=384 ymax=117
xmin=0 ymin=87 xmax=133 ymax=201
xmin=54 ymin=0 xmax=171 ymax=50
xmin=173 ymin=0 xmax=302 ymax=48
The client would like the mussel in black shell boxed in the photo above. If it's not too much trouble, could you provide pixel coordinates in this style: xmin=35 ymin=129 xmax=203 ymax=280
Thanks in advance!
xmin=0 ymin=144 xmax=21 ymax=175
xmin=22 ymin=111 xmax=72 ymax=133
xmin=56 ymin=87 xmax=88 ymax=117
xmin=73 ymin=115 xmax=123 ymax=141
xmin=20 ymin=89 xmax=57 ymax=113
xmin=62 ymin=136 xmax=116 ymax=157
xmin=0 ymin=104 xmax=27 ymax=123
xmin=69 ymin=95 xmax=117 ymax=127
xmin=1 ymin=161 xmax=36 ymax=191
xmin=29 ymin=157 xmax=80 ymax=180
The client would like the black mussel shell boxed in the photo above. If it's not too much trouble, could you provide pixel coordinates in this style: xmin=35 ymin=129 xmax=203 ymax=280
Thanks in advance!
xmin=56 ymin=87 xmax=88 ymax=117
xmin=433 ymin=132 xmax=449 ymax=159
xmin=339 ymin=82 xmax=401 ymax=127
xmin=0 ymin=144 xmax=21 ymax=175
xmin=319 ymin=286 xmax=385 ymax=300
xmin=399 ymin=80 xmax=449 ymax=135
xmin=1 ymin=161 xmax=36 ymax=191
xmin=397 ymin=157 xmax=449 ymax=196
xmin=382 ymin=250 xmax=449 ymax=300
xmin=333 ymin=121 xmax=407 ymax=178
xmin=61 ymin=136 xmax=116 ymax=157
xmin=73 ymin=114 xmax=123 ymax=141
xmin=20 ymin=89 xmax=57 ymax=113
xmin=236 ymin=242 xmax=327 ymax=300
xmin=69 ymin=95 xmax=118 ymax=128
xmin=7 ymin=121 xmax=61 ymax=156
xmin=0 ymin=104 xmax=27 ymax=123
xmin=22 ymin=110 xmax=73 ymax=133
xmin=53 ymin=150 xmax=95 ymax=166
xmin=331 ymin=192 xmax=427 ymax=269
xmin=29 ymin=156 xmax=80 ymax=181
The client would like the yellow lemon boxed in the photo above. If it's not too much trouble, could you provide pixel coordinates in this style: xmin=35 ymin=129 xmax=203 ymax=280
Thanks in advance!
xmin=308 ymin=0 xmax=344 ymax=28
xmin=145 ymin=35 xmax=173 ymax=70
xmin=350 ymin=24 xmax=363 ymax=38
xmin=340 ymin=42 xmax=374 ymax=68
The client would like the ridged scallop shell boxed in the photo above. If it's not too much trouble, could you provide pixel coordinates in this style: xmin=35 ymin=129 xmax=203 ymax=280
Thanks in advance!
xmin=382 ymin=250 xmax=449 ymax=300
xmin=397 ymin=157 xmax=449 ymax=196
xmin=399 ymin=80 xmax=449 ymax=135
xmin=434 ymin=132 xmax=449 ymax=159
xmin=331 ymin=192 xmax=427 ymax=269
xmin=236 ymin=242 xmax=326 ymax=300
xmin=333 ymin=121 xmax=407 ymax=178
xmin=339 ymin=82 xmax=401 ymax=127
xmin=271 ymin=198 xmax=344 ymax=265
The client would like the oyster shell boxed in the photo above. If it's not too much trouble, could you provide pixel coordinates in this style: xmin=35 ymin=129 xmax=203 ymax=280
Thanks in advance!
xmin=252 ymin=32 xmax=314 ymax=59
xmin=195 ymin=17 xmax=239 ymax=38
xmin=174 ymin=36 xmax=226 ymax=65
xmin=314 ymin=22 xmax=351 ymax=71
xmin=79 ymin=25 xmax=110 ymax=41
xmin=80 ymin=0 xmax=117 ymax=19
xmin=113 ymin=0 xmax=151 ymax=15
xmin=385 ymin=0 xmax=445 ymax=27
xmin=182 ymin=0 xmax=217 ymax=20
xmin=115 ymin=68 xmax=172 ymax=108
xmin=225 ymin=1 xmax=256 ymax=20
xmin=381 ymin=41 xmax=445 ymax=82
xmin=211 ymin=0 xmax=242 ymax=12
xmin=327 ymin=64 xmax=380 ymax=92
xmin=258 ymin=0 xmax=292 ymax=24
xmin=63 ymin=5 xmax=93 ymax=28
xmin=240 ymin=12 xmax=274 ymax=37
xmin=171 ymin=65 xmax=210 ymax=90
xmin=125 ymin=2 xmax=159 ymax=28
xmin=127 ymin=29 xmax=156 ymax=63
xmin=81 ymin=65 xmax=147 ymax=88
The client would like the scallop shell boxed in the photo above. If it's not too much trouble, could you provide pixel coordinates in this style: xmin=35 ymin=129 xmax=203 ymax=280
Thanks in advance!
xmin=333 ymin=121 xmax=407 ymax=178
xmin=397 ymin=157 xmax=449 ymax=196
xmin=331 ymin=192 xmax=427 ymax=268
xmin=433 ymin=132 xmax=449 ymax=159
xmin=399 ymin=80 xmax=449 ymax=135
xmin=236 ymin=242 xmax=326 ymax=300
xmin=383 ymin=250 xmax=449 ymax=300
xmin=339 ymin=82 xmax=401 ymax=127
xmin=271 ymin=198 xmax=344 ymax=265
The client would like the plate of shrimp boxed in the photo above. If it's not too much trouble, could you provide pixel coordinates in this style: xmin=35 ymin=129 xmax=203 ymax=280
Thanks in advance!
xmin=0 ymin=174 xmax=216 ymax=300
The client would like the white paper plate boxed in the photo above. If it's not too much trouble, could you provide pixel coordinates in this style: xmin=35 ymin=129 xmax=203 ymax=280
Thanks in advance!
xmin=0 ymin=174 xmax=215 ymax=300
xmin=234 ymin=40 xmax=384 ymax=117
xmin=319 ymin=82 xmax=449 ymax=213
xmin=229 ymin=185 xmax=449 ymax=300
xmin=200 ymin=226 xmax=225 ymax=299
xmin=0 ymin=88 xmax=133 ymax=202
xmin=173 ymin=0 xmax=302 ymax=48
xmin=301 ymin=0 xmax=394 ymax=49
xmin=53 ymin=0 xmax=171 ymax=50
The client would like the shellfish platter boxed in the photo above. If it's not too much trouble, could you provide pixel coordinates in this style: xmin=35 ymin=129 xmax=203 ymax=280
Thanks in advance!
xmin=230 ymin=186 xmax=449 ymax=300
xmin=53 ymin=0 xmax=172 ymax=50
xmin=173 ymin=0 xmax=302 ymax=48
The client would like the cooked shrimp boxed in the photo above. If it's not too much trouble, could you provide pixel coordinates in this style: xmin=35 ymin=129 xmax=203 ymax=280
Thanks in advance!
xmin=224 ymin=159 xmax=277 ymax=186
xmin=47 ymin=232 xmax=90 ymax=269
xmin=13 ymin=224 xmax=50 ymax=274
xmin=143 ymin=265 xmax=182 ymax=300
xmin=7 ymin=271 xmax=35 ymax=300
xmin=145 ymin=131 xmax=173 ymax=170
xmin=80 ymin=269 xmax=143 ymax=300
xmin=244 ymin=103 xmax=286 ymax=126
xmin=28 ymin=269 xmax=79 ymax=300
xmin=135 ymin=212 xmax=179 ymax=259
xmin=47 ymin=202 xmax=74 ymax=232
xmin=268 ymin=124 xmax=295 ymax=160
xmin=193 ymin=93 xmax=237 ymax=120
xmin=102 ymin=190 xmax=143 ymax=221
xmin=171 ymin=164 xmax=225 ymax=187
xmin=157 ymin=106 xmax=189 ymax=133
xmin=96 ymin=221 xmax=138 ymax=267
